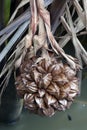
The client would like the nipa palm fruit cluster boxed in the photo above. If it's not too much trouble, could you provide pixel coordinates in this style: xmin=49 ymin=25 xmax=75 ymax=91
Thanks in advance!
xmin=15 ymin=49 xmax=79 ymax=117
xmin=15 ymin=0 xmax=80 ymax=117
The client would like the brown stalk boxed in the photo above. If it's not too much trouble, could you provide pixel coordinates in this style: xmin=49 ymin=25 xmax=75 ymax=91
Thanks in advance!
xmin=35 ymin=0 xmax=80 ymax=70
xmin=33 ymin=16 xmax=48 ymax=54
xmin=30 ymin=0 xmax=38 ymax=35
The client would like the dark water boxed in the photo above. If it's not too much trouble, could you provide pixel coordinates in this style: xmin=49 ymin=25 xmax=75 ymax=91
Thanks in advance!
xmin=0 ymin=75 xmax=87 ymax=130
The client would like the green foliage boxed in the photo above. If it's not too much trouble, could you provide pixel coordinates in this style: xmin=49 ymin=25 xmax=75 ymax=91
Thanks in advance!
xmin=4 ymin=0 xmax=11 ymax=24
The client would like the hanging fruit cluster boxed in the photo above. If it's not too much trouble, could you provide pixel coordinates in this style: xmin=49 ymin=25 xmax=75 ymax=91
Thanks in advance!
xmin=15 ymin=0 xmax=80 ymax=117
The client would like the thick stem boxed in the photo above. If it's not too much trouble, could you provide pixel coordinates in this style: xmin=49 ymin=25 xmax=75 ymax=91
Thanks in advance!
xmin=30 ymin=0 xmax=38 ymax=35
xmin=36 ymin=0 xmax=80 ymax=70
xmin=33 ymin=15 xmax=48 ymax=54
